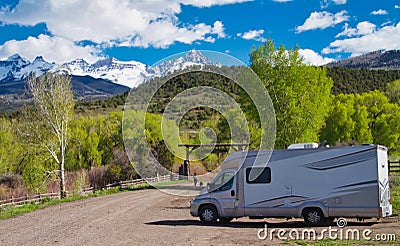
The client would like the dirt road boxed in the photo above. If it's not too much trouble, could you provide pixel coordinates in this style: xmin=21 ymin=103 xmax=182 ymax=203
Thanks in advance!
xmin=0 ymin=188 xmax=399 ymax=245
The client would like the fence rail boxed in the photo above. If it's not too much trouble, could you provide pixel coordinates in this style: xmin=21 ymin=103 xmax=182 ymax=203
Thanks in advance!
xmin=0 ymin=192 xmax=58 ymax=207
xmin=0 ymin=174 xmax=180 ymax=208
xmin=389 ymin=160 xmax=400 ymax=174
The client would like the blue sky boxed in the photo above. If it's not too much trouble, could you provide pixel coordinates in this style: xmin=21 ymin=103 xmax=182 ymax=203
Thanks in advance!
xmin=0 ymin=0 xmax=399 ymax=66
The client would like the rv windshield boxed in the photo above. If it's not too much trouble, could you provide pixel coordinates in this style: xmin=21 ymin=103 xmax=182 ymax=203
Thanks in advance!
xmin=208 ymin=171 xmax=234 ymax=192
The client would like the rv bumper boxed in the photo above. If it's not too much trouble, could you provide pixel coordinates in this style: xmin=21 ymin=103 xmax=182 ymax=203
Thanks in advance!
xmin=190 ymin=199 xmax=200 ymax=217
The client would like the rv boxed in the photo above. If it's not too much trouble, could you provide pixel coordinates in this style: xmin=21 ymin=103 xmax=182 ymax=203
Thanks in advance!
xmin=190 ymin=144 xmax=392 ymax=225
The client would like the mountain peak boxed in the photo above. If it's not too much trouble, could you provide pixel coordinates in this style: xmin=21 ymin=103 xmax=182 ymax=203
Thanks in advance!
xmin=7 ymin=54 xmax=23 ymax=61
xmin=327 ymin=49 xmax=400 ymax=69
xmin=33 ymin=56 xmax=46 ymax=63
xmin=183 ymin=49 xmax=212 ymax=64
xmin=6 ymin=54 xmax=29 ymax=66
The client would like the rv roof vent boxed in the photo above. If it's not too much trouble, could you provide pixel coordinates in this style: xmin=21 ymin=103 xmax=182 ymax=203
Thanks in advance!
xmin=287 ymin=143 xmax=319 ymax=150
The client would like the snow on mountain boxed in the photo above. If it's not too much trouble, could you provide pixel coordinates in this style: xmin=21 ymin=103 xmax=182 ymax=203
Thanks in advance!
xmin=150 ymin=49 xmax=215 ymax=77
xmin=0 ymin=49 xmax=217 ymax=88
xmin=0 ymin=54 xmax=56 ymax=82
xmin=0 ymin=54 xmax=30 ymax=82
xmin=21 ymin=56 xmax=56 ymax=77
xmin=60 ymin=57 xmax=150 ymax=88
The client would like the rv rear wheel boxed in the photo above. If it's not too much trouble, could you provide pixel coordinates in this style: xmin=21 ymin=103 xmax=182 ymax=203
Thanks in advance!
xmin=302 ymin=208 xmax=326 ymax=226
xmin=199 ymin=205 xmax=218 ymax=224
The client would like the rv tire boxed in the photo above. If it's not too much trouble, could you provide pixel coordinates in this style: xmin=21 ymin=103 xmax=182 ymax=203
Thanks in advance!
xmin=302 ymin=208 xmax=327 ymax=226
xmin=199 ymin=205 xmax=218 ymax=224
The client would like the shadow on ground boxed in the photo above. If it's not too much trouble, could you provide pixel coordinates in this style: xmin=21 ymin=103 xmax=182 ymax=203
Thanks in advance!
xmin=145 ymin=219 xmax=378 ymax=228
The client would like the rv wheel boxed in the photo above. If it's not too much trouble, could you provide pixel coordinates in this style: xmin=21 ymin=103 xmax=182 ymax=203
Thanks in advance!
xmin=302 ymin=208 xmax=326 ymax=226
xmin=199 ymin=205 xmax=218 ymax=224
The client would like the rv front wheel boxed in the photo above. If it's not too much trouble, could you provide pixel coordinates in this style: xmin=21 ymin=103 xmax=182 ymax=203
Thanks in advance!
xmin=302 ymin=208 xmax=326 ymax=226
xmin=199 ymin=205 xmax=218 ymax=224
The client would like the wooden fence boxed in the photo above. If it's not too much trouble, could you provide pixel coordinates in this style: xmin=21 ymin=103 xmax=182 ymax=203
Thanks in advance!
xmin=0 ymin=192 xmax=59 ymax=207
xmin=389 ymin=160 xmax=400 ymax=174
xmin=0 ymin=174 xmax=179 ymax=208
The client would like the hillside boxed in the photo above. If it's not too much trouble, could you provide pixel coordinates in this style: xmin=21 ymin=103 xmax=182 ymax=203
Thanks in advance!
xmin=0 ymin=75 xmax=129 ymax=114
xmin=327 ymin=67 xmax=400 ymax=94
xmin=80 ymin=65 xmax=400 ymax=113
xmin=326 ymin=50 xmax=400 ymax=70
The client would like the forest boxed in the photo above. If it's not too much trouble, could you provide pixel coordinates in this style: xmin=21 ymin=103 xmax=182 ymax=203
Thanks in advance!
xmin=1 ymin=40 xmax=400 ymax=198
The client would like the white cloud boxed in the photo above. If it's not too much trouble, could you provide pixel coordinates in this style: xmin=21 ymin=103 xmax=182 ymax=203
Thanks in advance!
xmin=371 ymin=9 xmax=388 ymax=15
xmin=0 ymin=34 xmax=100 ymax=64
xmin=395 ymin=5 xmax=400 ymax=9
xmin=211 ymin=20 xmax=226 ymax=38
xmin=183 ymin=0 xmax=253 ymax=7
xmin=126 ymin=20 xmax=224 ymax=48
xmin=381 ymin=21 xmax=392 ymax=27
xmin=237 ymin=29 xmax=266 ymax=42
xmin=0 ymin=0 xmax=240 ymax=47
xmin=336 ymin=21 xmax=376 ymax=38
xmin=296 ymin=11 xmax=349 ymax=33
xmin=320 ymin=0 xmax=346 ymax=9
xmin=322 ymin=22 xmax=400 ymax=56
xmin=299 ymin=49 xmax=335 ymax=65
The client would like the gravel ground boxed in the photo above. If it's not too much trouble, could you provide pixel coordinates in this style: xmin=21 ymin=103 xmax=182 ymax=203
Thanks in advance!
xmin=0 ymin=188 xmax=399 ymax=245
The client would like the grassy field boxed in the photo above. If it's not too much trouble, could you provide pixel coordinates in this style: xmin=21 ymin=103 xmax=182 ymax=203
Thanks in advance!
xmin=289 ymin=238 xmax=399 ymax=245
xmin=390 ymin=175 xmax=400 ymax=214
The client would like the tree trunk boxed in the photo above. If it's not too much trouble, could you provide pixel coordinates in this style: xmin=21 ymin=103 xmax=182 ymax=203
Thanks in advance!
xmin=60 ymin=143 xmax=66 ymax=198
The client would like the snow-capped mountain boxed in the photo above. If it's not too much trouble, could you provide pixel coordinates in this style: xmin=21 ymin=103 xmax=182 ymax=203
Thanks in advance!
xmin=60 ymin=49 xmax=215 ymax=88
xmin=0 ymin=49 xmax=216 ymax=88
xmin=60 ymin=58 xmax=150 ymax=88
xmin=149 ymin=49 xmax=216 ymax=77
xmin=0 ymin=54 xmax=56 ymax=82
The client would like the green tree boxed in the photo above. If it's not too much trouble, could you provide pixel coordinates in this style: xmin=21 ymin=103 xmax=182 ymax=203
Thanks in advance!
xmin=359 ymin=91 xmax=400 ymax=153
xmin=0 ymin=118 xmax=20 ymax=174
xmin=85 ymin=131 xmax=102 ymax=167
xmin=320 ymin=94 xmax=356 ymax=144
xmin=250 ymin=39 xmax=333 ymax=148
xmin=385 ymin=79 xmax=400 ymax=105
xmin=321 ymin=91 xmax=400 ymax=154
xmin=23 ymin=73 xmax=74 ymax=198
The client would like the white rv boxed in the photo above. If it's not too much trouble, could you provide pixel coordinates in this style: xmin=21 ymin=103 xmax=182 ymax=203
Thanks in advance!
xmin=190 ymin=144 xmax=392 ymax=225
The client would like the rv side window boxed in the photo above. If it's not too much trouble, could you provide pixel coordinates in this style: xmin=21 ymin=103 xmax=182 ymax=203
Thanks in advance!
xmin=246 ymin=167 xmax=271 ymax=184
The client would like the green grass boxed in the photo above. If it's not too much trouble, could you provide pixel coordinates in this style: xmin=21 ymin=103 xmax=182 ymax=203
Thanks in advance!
xmin=289 ymin=237 xmax=399 ymax=245
xmin=0 ymin=183 xmax=153 ymax=220
xmin=390 ymin=175 xmax=400 ymax=214
xmin=151 ymin=179 xmax=189 ymax=186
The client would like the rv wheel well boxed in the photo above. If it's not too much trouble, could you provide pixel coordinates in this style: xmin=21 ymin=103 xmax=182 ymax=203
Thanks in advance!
xmin=302 ymin=207 xmax=322 ymax=213
xmin=301 ymin=207 xmax=325 ymax=217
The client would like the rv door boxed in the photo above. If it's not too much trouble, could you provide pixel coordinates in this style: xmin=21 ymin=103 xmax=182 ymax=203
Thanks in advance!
xmin=208 ymin=169 xmax=236 ymax=218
